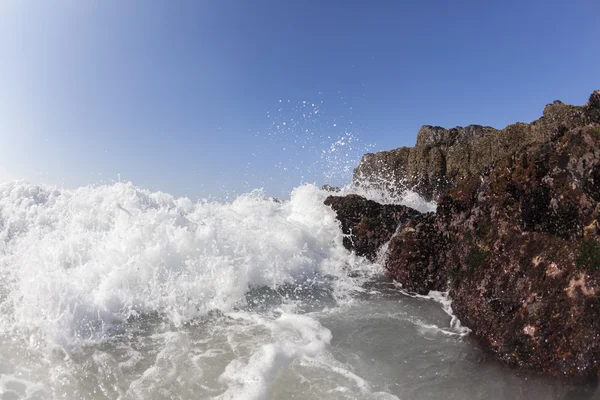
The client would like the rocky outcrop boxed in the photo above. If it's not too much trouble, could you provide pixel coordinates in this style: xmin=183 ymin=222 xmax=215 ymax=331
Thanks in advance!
xmin=323 ymin=194 xmax=420 ymax=261
xmin=327 ymin=90 xmax=600 ymax=377
xmin=439 ymin=123 xmax=600 ymax=376
xmin=354 ymin=94 xmax=597 ymax=201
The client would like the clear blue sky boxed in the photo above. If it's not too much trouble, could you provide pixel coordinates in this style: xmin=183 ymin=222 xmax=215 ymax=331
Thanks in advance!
xmin=1 ymin=0 xmax=599 ymax=198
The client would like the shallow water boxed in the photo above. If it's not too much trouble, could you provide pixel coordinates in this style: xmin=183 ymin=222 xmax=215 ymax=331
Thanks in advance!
xmin=2 ymin=288 xmax=596 ymax=400
xmin=0 ymin=182 xmax=597 ymax=399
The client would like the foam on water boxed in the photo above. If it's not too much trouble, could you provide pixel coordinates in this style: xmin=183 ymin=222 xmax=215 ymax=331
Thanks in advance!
xmin=216 ymin=312 xmax=333 ymax=400
xmin=394 ymin=289 xmax=471 ymax=337
xmin=0 ymin=180 xmax=439 ymax=399
xmin=214 ymin=311 xmax=400 ymax=400
xmin=338 ymin=184 xmax=437 ymax=214
xmin=0 ymin=181 xmax=387 ymax=348
xmin=0 ymin=180 xmax=590 ymax=399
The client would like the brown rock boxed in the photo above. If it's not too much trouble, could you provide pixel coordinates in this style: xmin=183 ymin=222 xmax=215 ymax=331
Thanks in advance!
xmin=354 ymin=91 xmax=600 ymax=201
xmin=437 ymin=122 xmax=600 ymax=376
xmin=324 ymin=194 xmax=420 ymax=261
xmin=329 ymin=90 xmax=600 ymax=377
xmin=385 ymin=212 xmax=447 ymax=294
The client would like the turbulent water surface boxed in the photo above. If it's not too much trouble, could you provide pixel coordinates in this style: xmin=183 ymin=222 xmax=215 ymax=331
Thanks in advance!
xmin=0 ymin=182 xmax=595 ymax=399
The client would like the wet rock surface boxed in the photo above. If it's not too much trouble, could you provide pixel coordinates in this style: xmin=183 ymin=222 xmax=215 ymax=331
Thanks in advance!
xmin=440 ymin=123 xmax=600 ymax=376
xmin=385 ymin=212 xmax=447 ymax=294
xmin=328 ymin=90 xmax=600 ymax=377
xmin=324 ymin=194 xmax=420 ymax=261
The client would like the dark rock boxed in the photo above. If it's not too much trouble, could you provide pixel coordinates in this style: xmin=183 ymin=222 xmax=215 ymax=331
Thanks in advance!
xmin=385 ymin=212 xmax=447 ymax=294
xmin=324 ymin=194 xmax=420 ymax=261
xmin=439 ymin=124 xmax=600 ymax=376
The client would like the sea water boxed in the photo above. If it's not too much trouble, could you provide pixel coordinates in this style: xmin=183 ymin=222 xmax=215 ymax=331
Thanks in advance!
xmin=0 ymin=181 xmax=596 ymax=399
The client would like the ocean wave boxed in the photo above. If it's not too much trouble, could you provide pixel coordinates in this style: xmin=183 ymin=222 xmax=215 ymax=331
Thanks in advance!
xmin=0 ymin=181 xmax=390 ymax=347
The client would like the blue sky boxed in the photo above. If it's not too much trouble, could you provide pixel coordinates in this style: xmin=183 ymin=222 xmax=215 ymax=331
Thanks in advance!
xmin=1 ymin=0 xmax=599 ymax=198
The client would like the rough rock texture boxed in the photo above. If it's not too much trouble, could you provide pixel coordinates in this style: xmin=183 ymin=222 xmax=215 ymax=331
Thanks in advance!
xmin=385 ymin=212 xmax=447 ymax=294
xmin=354 ymin=95 xmax=597 ymax=201
xmin=324 ymin=194 xmax=420 ymax=261
xmin=325 ymin=194 xmax=444 ymax=292
xmin=439 ymin=122 xmax=600 ymax=376
xmin=328 ymin=90 xmax=600 ymax=377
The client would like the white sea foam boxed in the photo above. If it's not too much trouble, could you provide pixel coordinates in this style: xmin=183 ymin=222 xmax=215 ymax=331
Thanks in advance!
xmin=337 ymin=184 xmax=437 ymax=213
xmin=0 ymin=180 xmax=579 ymax=400
xmin=216 ymin=311 xmax=399 ymax=400
xmin=216 ymin=312 xmax=332 ymax=400
xmin=0 ymin=180 xmax=407 ymax=398
xmin=427 ymin=290 xmax=471 ymax=335
xmin=0 ymin=181 xmax=383 ymax=349
xmin=395 ymin=287 xmax=471 ymax=336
